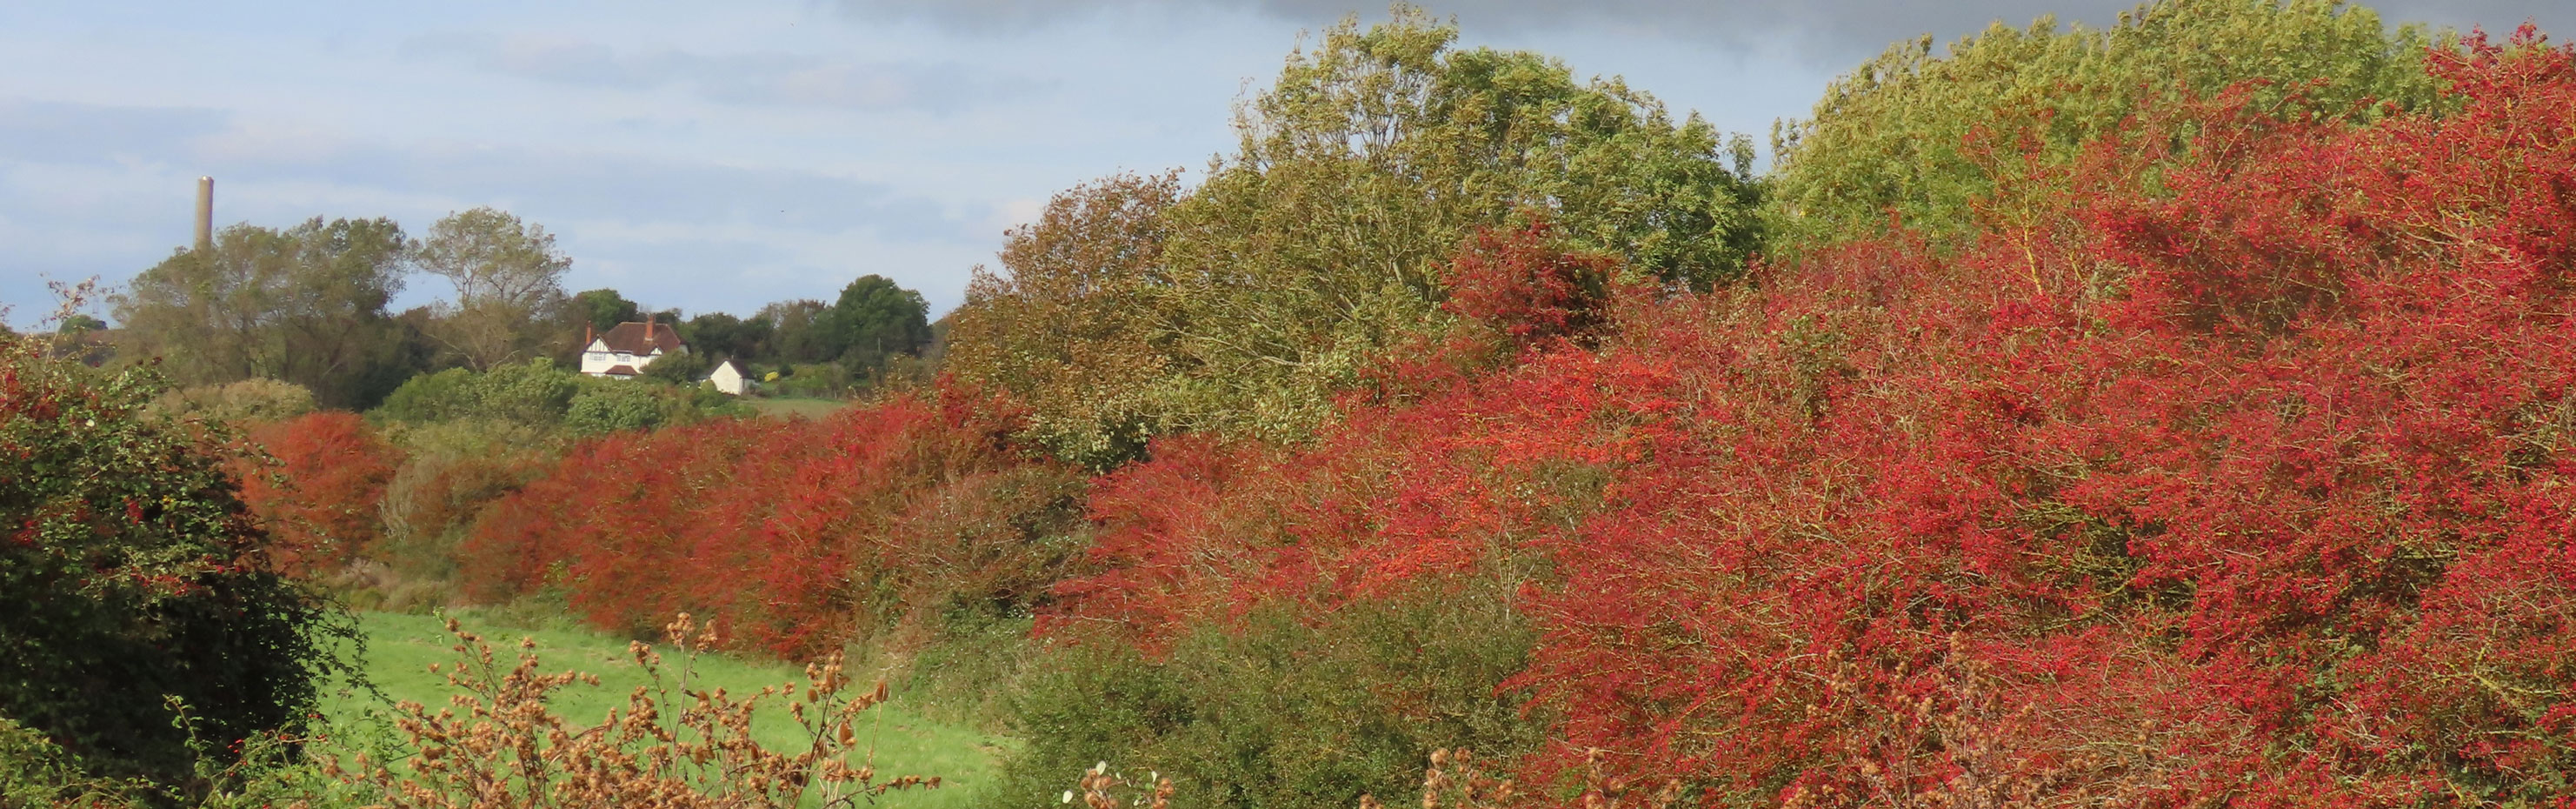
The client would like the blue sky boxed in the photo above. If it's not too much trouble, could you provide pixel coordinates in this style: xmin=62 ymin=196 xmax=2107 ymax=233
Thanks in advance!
xmin=1 ymin=0 xmax=2558 ymax=330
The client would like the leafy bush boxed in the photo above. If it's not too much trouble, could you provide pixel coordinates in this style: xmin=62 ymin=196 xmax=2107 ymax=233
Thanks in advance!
xmin=762 ymin=362 xmax=855 ymax=399
xmin=462 ymin=388 xmax=1085 ymax=659
xmin=563 ymin=378 xmax=676 ymax=434
xmin=0 ymin=331 xmax=354 ymax=787
xmin=943 ymin=10 xmax=1761 ymax=465
xmin=1003 ymin=581 xmax=1540 ymax=809
xmin=150 ymin=378 xmax=318 ymax=425
xmin=369 ymin=419 xmax=554 ymax=607
xmin=233 ymin=411 xmax=404 ymax=578
xmin=374 ymin=359 xmax=579 ymax=427
xmin=637 ymin=349 xmax=711 ymax=386
xmin=0 ymin=713 xmax=153 ymax=807
xmin=1018 ymin=31 xmax=2576 ymax=801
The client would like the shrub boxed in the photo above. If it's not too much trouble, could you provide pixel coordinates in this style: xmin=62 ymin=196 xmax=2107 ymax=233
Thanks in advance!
xmin=150 ymin=378 xmax=318 ymax=425
xmin=374 ymin=359 xmax=579 ymax=427
xmin=1003 ymin=580 xmax=1540 ymax=809
xmin=233 ymin=411 xmax=404 ymax=578
xmin=371 ymin=419 xmax=553 ymax=605
xmin=1027 ymin=30 xmax=2576 ymax=801
xmin=0 ymin=331 xmax=354 ymax=787
xmin=462 ymin=387 xmax=1085 ymax=659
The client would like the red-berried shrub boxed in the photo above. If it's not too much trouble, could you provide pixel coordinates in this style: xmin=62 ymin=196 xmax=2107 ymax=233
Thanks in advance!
xmin=1047 ymin=30 xmax=2576 ymax=803
xmin=463 ymin=386 xmax=1083 ymax=659
xmin=1441 ymin=219 xmax=1620 ymax=345
xmin=233 ymin=411 xmax=403 ymax=578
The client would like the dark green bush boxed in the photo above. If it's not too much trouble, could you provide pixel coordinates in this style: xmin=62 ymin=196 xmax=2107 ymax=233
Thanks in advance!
xmin=0 ymin=335 xmax=356 ymax=788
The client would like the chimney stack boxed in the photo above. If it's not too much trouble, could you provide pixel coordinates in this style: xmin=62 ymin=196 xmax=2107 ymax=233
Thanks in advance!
xmin=193 ymin=177 xmax=214 ymax=251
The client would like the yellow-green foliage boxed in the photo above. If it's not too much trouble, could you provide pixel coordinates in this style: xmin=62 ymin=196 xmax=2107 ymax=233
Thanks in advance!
xmin=150 ymin=378 xmax=319 ymax=425
xmin=1767 ymin=0 xmax=2444 ymax=252
xmin=946 ymin=7 xmax=1761 ymax=465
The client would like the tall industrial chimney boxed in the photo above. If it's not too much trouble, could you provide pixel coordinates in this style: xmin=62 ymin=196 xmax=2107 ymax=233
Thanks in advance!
xmin=193 ymin=177 xmax=214 ymax=251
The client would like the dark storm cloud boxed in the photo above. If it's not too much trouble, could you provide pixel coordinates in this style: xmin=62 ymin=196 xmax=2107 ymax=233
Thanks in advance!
xmin=837 ymin=0 xmax=2567 ymax=66
xmin=400 ymin=32 xmax=1042 ymax=113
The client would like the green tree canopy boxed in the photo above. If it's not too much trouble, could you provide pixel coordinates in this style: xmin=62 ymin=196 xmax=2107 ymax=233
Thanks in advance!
xmin=945 ymin=7 xmax=1761 ymax=463
xmin=1766 ymin=0 xmax=2443 ymax=252
xmin=113 ymin=217 xmax=411 ymax=408
xmin=417 ymin=207 xmax=573 ymax=371
xmin=569 ymin=288 xmax=639 ymax=335
xmin=679 ymin=311 xmax=770 ymax=365
xmin=827 ymin=275 xmax=932 ymax=376
xmin=757 ymin=299 xmax=835 ymax=366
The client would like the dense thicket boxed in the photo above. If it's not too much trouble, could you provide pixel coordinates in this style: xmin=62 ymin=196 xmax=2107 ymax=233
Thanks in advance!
xmin=1040 ymin=28 xmax=2576 ymax=805
xmin=231 ymin=3 xmax=2576 ymax=806
xmin=0 ymin=333 xmax=349 ymax=787
xmin=460 ymin=391 xmax=1085 ymax=659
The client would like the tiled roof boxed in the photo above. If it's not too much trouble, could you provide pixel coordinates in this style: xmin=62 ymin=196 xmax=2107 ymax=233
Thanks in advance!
xmin=602 ymin=364 xmax=641 ymax=376
xmin=596 ymin=321 xmax=683 ymax=354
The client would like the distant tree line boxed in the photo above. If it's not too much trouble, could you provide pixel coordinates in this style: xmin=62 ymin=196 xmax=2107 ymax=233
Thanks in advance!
xmin=108 ymin=206 xmax=933 ymax=408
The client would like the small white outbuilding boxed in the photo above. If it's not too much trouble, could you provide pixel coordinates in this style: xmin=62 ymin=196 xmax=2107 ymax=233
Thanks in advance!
xmin=705 ymin=357 xmax=750 ymax=396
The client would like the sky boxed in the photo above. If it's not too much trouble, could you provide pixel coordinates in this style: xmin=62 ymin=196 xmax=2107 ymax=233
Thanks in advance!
xmin=0 ymin=0 xmax=2560 ymax=331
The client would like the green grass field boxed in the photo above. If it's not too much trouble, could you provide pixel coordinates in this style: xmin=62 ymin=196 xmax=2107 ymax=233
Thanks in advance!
xmin=746 ymin=397 xmax=849 ymax=419
xmin=323 ymin=612 xmax=1011 ymax=808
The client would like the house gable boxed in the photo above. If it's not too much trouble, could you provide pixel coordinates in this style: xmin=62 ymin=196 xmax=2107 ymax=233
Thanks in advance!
xmin=581 ymin=318 xmax=687 ymax=377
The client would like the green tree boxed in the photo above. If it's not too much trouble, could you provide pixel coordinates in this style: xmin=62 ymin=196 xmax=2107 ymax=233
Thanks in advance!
xmin=678 ymin=311 xmax=769 ymax=364
xmin=569 ymin=288 xmax=639 ymax=335
xmin=1766 ymin=0 xmax=2443 ymax=253
xmin=827 ymin=275 xmax=932 ymax=377
xmin=53 ymin=314 xmax=104 ymax=334
xmin=0 ymin=331 xmax=353 ymax=788
xmin=944 ymin=8 xmax=1760 ymax=459
xmin=949 ymin=171 xmax=1183 ymax=466
xmin=113 ymin=217 xmax=412 ymax=408
xmin=417 ymin=207 xmax=573 ymax=371
xmin=758 ymin=299 xmax=837 ymax=366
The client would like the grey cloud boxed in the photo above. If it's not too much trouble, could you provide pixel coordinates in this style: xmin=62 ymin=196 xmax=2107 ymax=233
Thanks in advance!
xmin=836 ymin=0 xmax=2568 ymax=67
xmin=270 ymin=143 xmax=984 ymax=244
xmin=0 ymin=99 xmax=227 ymax=165
xmin=401 ymin=33 xmax=1040 ymax=113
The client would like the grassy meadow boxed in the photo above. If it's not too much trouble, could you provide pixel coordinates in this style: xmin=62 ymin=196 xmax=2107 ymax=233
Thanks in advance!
xmin=322 ymin=611 xmax=1013 ymax=809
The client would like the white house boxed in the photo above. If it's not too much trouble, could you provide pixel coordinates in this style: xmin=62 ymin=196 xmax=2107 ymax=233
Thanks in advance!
xmin=580 ymin=317 xmax=685 ymax=378
xmin=706 ymin=357 xmax=750 ymax=396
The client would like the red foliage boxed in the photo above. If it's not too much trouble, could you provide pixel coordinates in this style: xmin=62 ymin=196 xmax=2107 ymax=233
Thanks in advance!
xmin=233 ymin=411 xmax=403 ymax=577
xmin=424 ymin=30 xmax=2576 ymax=800
xmin=463 ymin=389 xmax=1080 ymax=659
xmin=1049 ymin=32 xmax=2576 ymax=802
xmin=1441 ymin=219 xmax=1620 ymax=344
